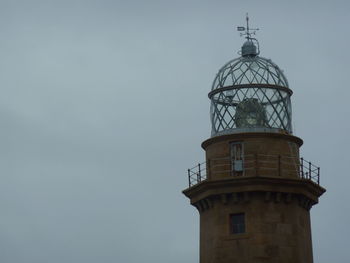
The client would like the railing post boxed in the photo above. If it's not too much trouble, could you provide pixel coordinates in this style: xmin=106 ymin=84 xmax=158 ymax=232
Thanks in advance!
xmin=300 ymin=157 xmax=304 ymax=178
xmin=198 ymin=163 xmax=201 ymax=183
xmin=318 ymin=167 xmax=320 ymax=185
xmin=278 ymin=155 xmax=281 ymax=176
xmin=309 ymin=161 xmax=312 ymax=180
xmin=188 ymin=169 xmax=191 ymax=187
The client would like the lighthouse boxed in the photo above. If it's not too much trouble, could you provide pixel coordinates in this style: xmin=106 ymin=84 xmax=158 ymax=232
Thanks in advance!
xmin=183 ymin=15 xmax=325 ymax=263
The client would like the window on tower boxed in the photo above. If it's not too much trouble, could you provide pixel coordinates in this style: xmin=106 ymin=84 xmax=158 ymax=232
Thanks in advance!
xmin=230 ymin=142 xmax=244 ymax=176
xmin=230 ymin=213 xmax=245 ymax=234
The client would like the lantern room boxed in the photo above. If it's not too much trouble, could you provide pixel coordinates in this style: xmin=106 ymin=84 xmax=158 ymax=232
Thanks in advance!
xmin=210 ymin=39 xmax=292 ymax=137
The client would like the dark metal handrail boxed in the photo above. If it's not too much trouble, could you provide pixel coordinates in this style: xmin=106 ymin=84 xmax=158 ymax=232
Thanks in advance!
xmin=188 ymin=162 xmax=207 ymax=187
xmin=300 ymin=157 xmax=320 ymax=185
xmin=187 ymin=155 xmax=320 ymax=188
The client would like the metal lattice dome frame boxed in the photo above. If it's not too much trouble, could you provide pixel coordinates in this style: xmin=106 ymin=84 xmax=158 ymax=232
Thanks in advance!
xmin=209 ymin=55 xmax=293 ymax=137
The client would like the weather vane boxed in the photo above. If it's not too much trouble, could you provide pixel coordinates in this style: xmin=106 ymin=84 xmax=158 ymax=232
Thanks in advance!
xmin=237 ymin=13 xmax=259 ymax=40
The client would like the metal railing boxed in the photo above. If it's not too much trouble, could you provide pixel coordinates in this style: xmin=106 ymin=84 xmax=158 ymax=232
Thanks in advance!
xmin=300 ymin=157 xmax=320 ymax=185
xmin=188 ymin=162 xmax=207 ymax=187
xmin=187 ymin=154 xmax=320 ymax=188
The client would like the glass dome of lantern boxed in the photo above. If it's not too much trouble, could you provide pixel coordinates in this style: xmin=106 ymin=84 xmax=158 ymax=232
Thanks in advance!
xmin=209 ymin=15 xmax=292 ymax=137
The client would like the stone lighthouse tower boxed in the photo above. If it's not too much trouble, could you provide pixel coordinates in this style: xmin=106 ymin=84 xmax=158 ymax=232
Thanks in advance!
xmin=183 ymin=16 xmax=325 ymax=263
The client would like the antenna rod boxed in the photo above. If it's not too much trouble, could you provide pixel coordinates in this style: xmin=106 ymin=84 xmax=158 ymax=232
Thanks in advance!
xmin=246 ymin=13 xmax=250 ymax=39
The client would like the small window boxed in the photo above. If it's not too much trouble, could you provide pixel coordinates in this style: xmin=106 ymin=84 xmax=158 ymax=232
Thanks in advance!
xmin=230 ymin=213 xmax=245 ymax=234
xmin=230 ymin=142 xmax=244 ymax=176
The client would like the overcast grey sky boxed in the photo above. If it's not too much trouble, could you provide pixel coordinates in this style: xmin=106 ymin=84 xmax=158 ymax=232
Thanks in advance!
xmin=0 ymin=0 xmax=349 ymax=262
